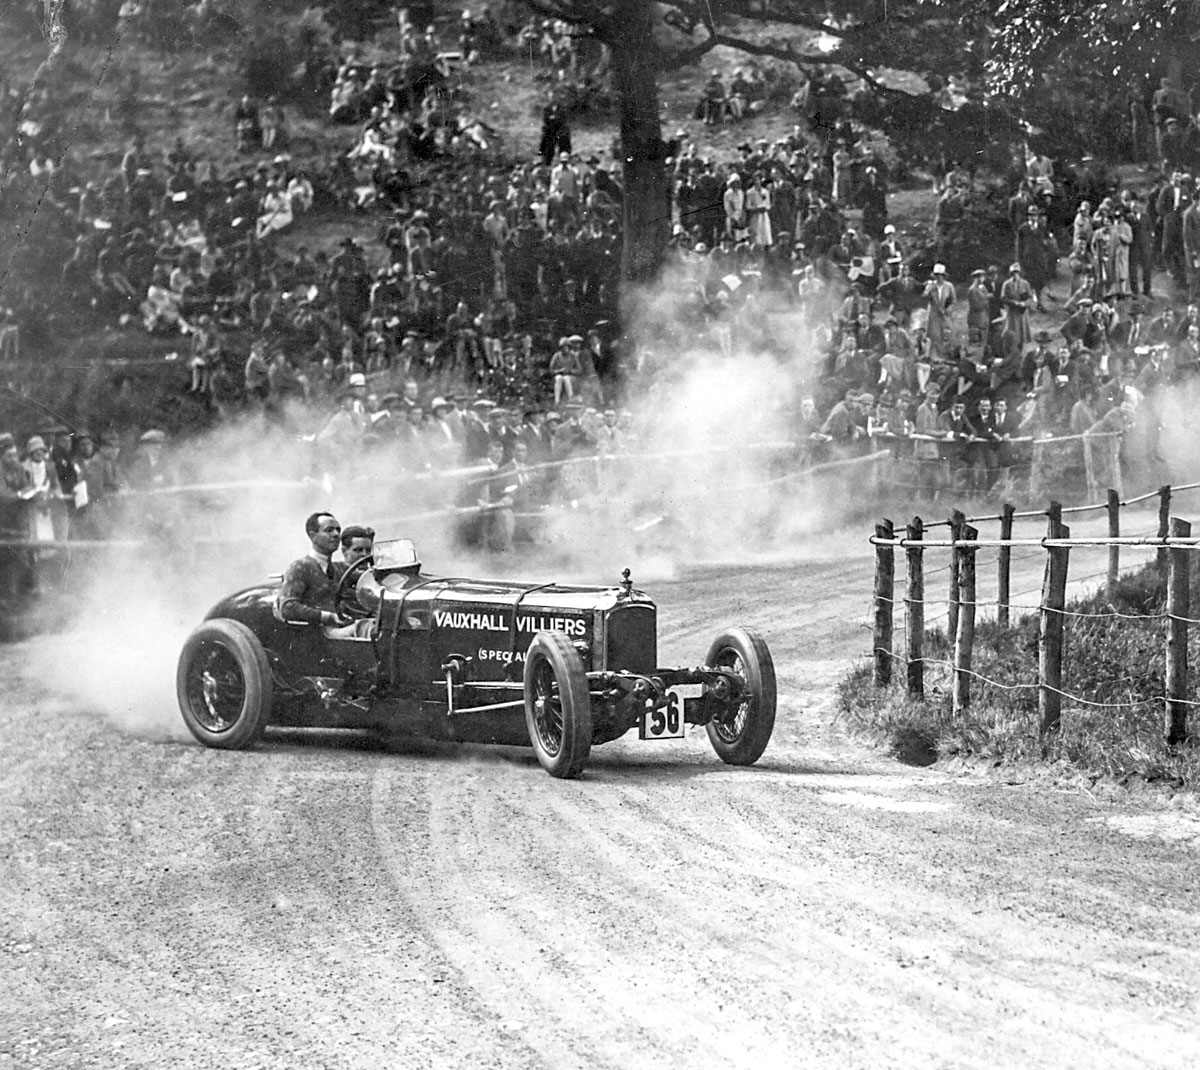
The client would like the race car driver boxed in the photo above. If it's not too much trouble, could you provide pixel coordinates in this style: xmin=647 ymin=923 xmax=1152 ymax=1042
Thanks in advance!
xmin=277 ymin=511 xmax=347 ymax=626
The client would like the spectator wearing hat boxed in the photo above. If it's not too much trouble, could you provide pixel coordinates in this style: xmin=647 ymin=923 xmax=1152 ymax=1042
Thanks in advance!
xmin=815 ymin=389 xmax=864 ymax=455
xmin=1016 ymin=203 xmax=1058 ymax=311
xmin=426 ymin=396 xmax=461 ymax=461
xmin=462 ymin=398 xmax=496 ymax=462
xmin=549 ymin=335 xmax=585 ymax=405
xmin=1153 ymin=77 xmax=1192 ymax=162
xmin=1157 ymin=172 xmax=1192 ymax=288
xmin=124 ymin=429 xmax=174 ymax=493
xmin=519 ymin=407 xmax=552 ymax=464
xmin=539 ymin=96 xmax=571 ymax=164
xmin=878 ymin=261 xmax=921 ymax=328
xmin=47 ymin=428 xmax=78 ymax=508
xmin=1001 ymin=261 xmax=1034 ymax=350
xmin=76 ymin=432 xmax=124 ymax=539
xmin=745 ymin=174 xmax=772 ymax=247
xmin=22 ymin=435 xmax=65 ymax=544
xmin=923 ymin=264 xmax=956 ymax=360
xmin=318 ymin=387 xmax=369 ymax=452
xmin=1127 ymin=193 xmax=1156 ymax=298
xmin=878 ymin=223 xmax=904 ymax=271
xmin=966 ymin=269 xmax=991 ymax=347
xmin=473 ymin=438 xmax=517 ymax=552
xmin=260 ymin=96 xmax=286 ymax=152
xmin=912 ymin=384 xmax=944 ymax=496
xmin=549 ymin=152 xmax=580 ymax=228
xmin=723 ymin=173 xmax=747 ymax=243
xmin=698 ymin=71 xmax=727 ymax=126
xmin=857 ymin=163 xmax=888 ymax=238
xmin=1162 ymin=116 xmax=1188 ymax=169
xmin=244 ymin=341 xmax=270 ymax=403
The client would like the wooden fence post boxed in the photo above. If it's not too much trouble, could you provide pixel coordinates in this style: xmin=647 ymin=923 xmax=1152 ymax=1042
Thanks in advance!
xmin=953 ymin=524 xmax=978 ymax=715
xmin=947 ymin=509 xmax=965 ymax=643
xmin=905 ymin=517 xmax=924 ymax=698
xmin=873 ymin=519 xmax=895 ymax=687
xmin=1107 ymin=488 xmax=1120 ymax=598
xmin=1157 ymin=485 xmax=1172 ymax=578
xmin=1108 ymin=436 xmax=1124 ymax=498
xmin=997 ymin=503 xmax=1015 ymax=629
xmin=1166 ymin=517 xmax=1191 ymax=746
xmin=1039 ymin=503 xmax=1070 ymax=736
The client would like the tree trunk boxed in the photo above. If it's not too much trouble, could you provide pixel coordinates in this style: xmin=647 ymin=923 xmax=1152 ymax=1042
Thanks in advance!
xmin=608 ymin=14 xmax=670 ymax=289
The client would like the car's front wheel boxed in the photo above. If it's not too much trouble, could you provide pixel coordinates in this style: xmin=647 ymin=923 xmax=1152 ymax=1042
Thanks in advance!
xmin=703 ymin=627 xmax=776 ymax=766
xmin=177 ymin=619 xmax=273 ymax=749
xmin=523 ymin=631 xmax=591 ymax=778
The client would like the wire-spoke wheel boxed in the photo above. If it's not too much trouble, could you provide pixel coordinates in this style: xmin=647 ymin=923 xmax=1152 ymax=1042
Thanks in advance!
xmin=523 ymin=631 xmax=591 ymax=778
xmin=177 ymin=619 xmax=272 ymax=749
xmin=703 ymin=627 xmax=776 ymax=766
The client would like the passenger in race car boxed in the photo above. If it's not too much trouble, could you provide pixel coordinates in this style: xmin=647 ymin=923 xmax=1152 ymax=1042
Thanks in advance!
xmin=339 ymin=524 xmax=375 ymax=568
xmin=277 ymin=511 xmax=347 ymax=626
xmin=330 ymin=524 xmax=379 ymax=634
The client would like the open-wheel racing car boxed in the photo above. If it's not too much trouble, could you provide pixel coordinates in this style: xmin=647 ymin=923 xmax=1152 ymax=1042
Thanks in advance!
xmin=177 ymin=539 xmax=776 ymax=778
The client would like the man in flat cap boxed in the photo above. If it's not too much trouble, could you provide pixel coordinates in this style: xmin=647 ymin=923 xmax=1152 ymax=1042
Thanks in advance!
xmin=1001 ymin=261 xmax=1034 ymax=350
xmin=125 ymin=428 xmax=173 ymax=492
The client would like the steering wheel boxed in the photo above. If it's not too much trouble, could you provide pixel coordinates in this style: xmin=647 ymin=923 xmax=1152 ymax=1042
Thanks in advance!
xmin=332 ymin=555 xmax=374 ymax=621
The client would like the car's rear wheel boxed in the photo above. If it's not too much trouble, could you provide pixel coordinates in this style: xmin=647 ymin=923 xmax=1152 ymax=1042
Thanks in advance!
xmin=703 ymin=627 xmax=776 ymax=766
xmin=177 ymin=619 xmax=273 ymax=749
xmin=523 ymin=631 xmax=591 ymax=778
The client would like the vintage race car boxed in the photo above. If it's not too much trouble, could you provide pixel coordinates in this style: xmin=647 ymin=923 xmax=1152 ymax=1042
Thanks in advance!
xmin=176 ymin=539 xmax=775 ymax=778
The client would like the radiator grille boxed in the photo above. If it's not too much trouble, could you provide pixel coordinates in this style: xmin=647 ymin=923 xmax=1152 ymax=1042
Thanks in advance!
xmin=605 ymin=604 xmax=656 ymax=675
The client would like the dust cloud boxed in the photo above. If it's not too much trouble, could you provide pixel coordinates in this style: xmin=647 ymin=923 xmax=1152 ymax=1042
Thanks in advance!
xmin=30 ymin=265 xmax=859 ymax=736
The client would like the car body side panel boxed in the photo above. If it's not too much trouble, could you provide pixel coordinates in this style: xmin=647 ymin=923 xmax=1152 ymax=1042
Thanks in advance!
xmin=201 ymin=573 xmax=658 ymax=746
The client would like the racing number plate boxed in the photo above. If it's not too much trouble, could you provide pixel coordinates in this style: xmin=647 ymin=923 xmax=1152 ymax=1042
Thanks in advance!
xmin=639 ymin=685 xmax=700 ymax=740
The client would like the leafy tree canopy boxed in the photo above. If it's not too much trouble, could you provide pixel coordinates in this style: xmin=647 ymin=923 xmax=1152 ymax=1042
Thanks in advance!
xmin=983 ymin=0 xmax=1200 ymax=93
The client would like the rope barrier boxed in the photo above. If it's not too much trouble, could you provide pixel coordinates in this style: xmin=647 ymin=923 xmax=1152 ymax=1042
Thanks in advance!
xmin=870 ymin=534 xmax=1200 ymax=549
xmin=914 ymin=657 xmax=1160 ymax=709
xmin=125 ymin=439 xmax=803 ymax=499
xmin=874 ymin=592 xmax=1161 ymax=620
xmin=0 ymin=537 xmax=145 ymax=550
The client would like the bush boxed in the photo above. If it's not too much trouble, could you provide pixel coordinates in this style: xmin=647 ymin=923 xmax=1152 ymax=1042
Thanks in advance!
xmin=839 ymin=562 xmax=1200 ymax=788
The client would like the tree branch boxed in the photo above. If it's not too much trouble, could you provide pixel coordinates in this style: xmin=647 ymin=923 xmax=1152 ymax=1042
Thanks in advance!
xmin=521 ymin=0 xmax=619 ymax=38
xmin=703 ymin=31 xmax=896 ymax=95
xmin=707 ymin=1 xmax=848 ymax=38
xmin=659 ymin=26 xmax=720 ymax=73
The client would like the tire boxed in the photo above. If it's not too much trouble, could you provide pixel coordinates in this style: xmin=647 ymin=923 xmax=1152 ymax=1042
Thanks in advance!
xmin=704 ymin=627 xmax=776 ymax=766
xmin=523 ymin=630 xmax=592 ymax=778
xmin=177 ymin=619 xmax=273 ymax=749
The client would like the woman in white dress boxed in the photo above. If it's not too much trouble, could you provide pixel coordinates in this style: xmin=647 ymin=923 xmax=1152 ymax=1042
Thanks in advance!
xmin=723 ymin=173 xmax=747 ymax=242
xmin=256 ymin=182 xmax=294 ymax=240
xmin=746 ymin=175 xmax=773 ymax=247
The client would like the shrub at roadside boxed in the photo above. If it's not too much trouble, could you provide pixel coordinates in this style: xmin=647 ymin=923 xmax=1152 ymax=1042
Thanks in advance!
xmin=839 ymin=563 xmax=1200 ymax=789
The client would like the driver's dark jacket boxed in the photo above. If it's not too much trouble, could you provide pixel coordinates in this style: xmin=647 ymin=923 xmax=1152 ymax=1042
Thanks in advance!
xmin=278 ymin=553 xmax=347 ymax=624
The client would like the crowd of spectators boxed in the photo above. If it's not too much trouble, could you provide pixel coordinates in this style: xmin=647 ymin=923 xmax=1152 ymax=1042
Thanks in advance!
xmin=11 ymin=7 xmax=1200 ymax=588
xmin=649 ymin=113 xmax=1200 ymax=500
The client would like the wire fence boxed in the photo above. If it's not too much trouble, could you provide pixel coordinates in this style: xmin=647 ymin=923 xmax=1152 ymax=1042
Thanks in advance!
xmin=869 ymin=488 xmax=1200 ymax=747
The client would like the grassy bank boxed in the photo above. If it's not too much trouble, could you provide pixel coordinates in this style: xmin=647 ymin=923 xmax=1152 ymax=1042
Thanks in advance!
xmin=839 ymin=563 xmax=1200 ymax=790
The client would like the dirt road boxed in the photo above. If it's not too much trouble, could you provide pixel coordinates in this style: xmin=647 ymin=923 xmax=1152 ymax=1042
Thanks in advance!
xmin=2 ymin=519 xmax=1198 ymax=1069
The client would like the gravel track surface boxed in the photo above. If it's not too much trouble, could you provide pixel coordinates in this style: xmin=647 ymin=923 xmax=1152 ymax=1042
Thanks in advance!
xmin=2 ymin=523 xmax=1198 ymax=1069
